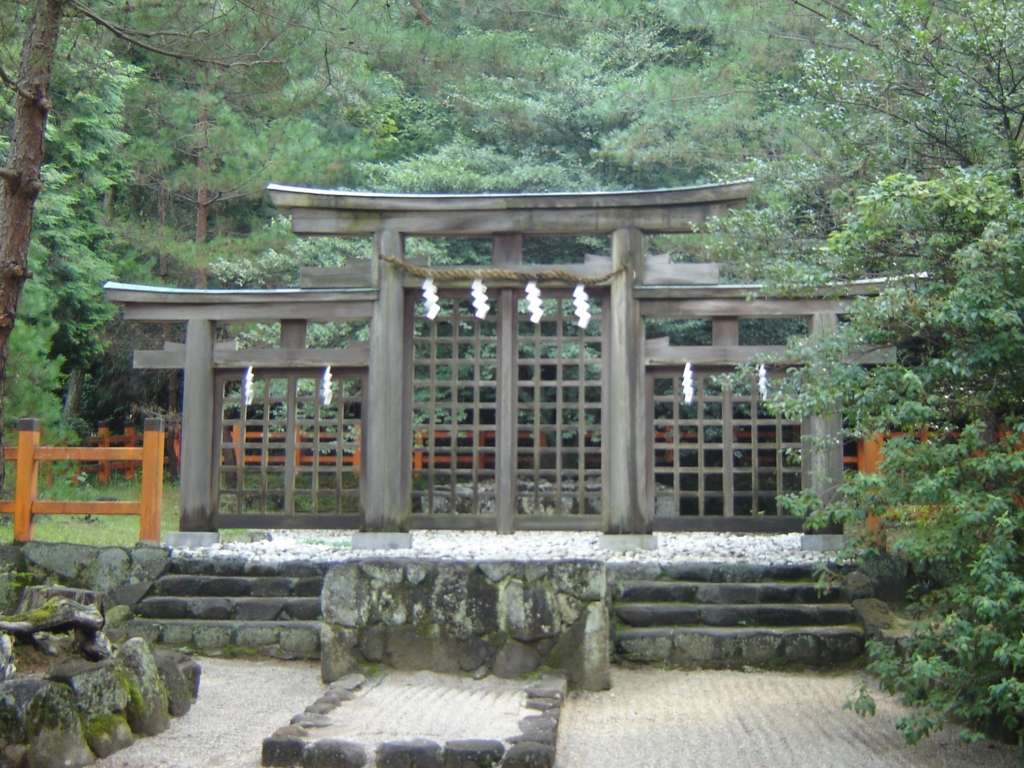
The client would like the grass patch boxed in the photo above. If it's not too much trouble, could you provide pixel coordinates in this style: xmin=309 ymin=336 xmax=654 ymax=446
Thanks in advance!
xmin=0 ymin=473 xmax=182 ymax=548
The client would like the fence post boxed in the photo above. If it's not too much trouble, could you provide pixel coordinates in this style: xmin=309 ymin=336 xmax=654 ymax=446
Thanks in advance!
xmin=859 ymin=434 xmax=884 ymax=475
xmin=859 ymin=434 xmax=886 ymax=544
xmin=124 ymin=426 xmax=137 ymax=480
xmin=139 ymin=418 xmax=165 ymax=543
xmin=13 ymin=419 xmax=40 ymax=543
xmin=97 ymin=421 xmax=111 ymax=485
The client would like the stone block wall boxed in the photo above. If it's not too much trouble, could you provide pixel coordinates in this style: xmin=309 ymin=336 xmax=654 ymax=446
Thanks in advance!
xmin=0 ymin=541 xmax=171 ymax=612
xmin=320 ymin=559 xmax=611 ymax=691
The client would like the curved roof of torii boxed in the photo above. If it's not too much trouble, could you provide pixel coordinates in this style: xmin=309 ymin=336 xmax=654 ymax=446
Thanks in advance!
xmin=265 ymin=180 xmax=753 ymax=237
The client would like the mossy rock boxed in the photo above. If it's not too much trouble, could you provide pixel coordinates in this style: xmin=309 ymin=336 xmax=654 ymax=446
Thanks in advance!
xmin=82 ymin=712 xmax=133 ymax=758
xmin=117 ymin=638 xmax=169 ymax=737
xmin=154 ymin=653 xmax=192 ymax=717
xmin=25 ymin=681 xmax=95 ymax=768
xmin=46 ymin=657 xmax=130 ymax=717
xmin=0 ymin=678 xmax=47 ymax=745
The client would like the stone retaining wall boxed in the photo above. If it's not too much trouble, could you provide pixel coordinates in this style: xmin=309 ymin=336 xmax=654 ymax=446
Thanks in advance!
xmin=0 ymin=541 xmax=172 ymax=614
xmin=320 ymin=559 xmax=611 ymax=691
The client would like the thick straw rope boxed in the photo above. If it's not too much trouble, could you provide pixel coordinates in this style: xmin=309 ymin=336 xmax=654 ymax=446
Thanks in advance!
xmin=380 ymin=256 xmax=623 ymax=286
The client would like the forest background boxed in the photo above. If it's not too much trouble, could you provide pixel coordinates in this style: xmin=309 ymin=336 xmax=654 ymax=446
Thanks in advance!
xmin=4 ymin=0 xmax=1024 ymax=749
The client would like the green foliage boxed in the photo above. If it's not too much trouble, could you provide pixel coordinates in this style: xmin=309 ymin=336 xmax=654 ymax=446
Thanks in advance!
xmin=756 ymin=168 xmax=1024 ymax=745
xmin=31 ymin=46 xmax=137 ymax=373
xmin=5 ymin=253 xmax=64 ymax=432
xmin=364 ymin=136 xmax=598 ymax=193
xmin=863 ymin=432 xmax=1024 ymax=744
xmin=798 ymin=0 xmax=1024 ymax=179
xmin=770 ymin=171 xmax=1024 ymax=435
xmin=207 ymin=218 xmax=365 ymax=289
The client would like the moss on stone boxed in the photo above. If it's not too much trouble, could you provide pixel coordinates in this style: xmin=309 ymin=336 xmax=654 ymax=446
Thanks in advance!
xmin=6 ymin=597 xmax=64 ymax=626
xmin=220 ymin=645 xmax=260 ymax=657
xmin=82 ymin=712 xmax=125 ymax=744
xmin=115 ymin=662 xmax=148 ymax=724
xmin=24 ymin=683 xmax=76 ymax=737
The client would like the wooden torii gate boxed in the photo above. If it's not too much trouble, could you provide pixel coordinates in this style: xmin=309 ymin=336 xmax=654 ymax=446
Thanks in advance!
xmin=106 ymin=181 xmax=869 ymax=538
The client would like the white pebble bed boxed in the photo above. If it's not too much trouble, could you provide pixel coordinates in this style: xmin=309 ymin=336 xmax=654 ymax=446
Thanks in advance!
xmin=171 ymin=530 xmax=833 ymax=566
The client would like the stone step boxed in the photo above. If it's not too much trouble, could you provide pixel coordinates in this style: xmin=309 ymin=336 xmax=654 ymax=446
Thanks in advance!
xmin=168 ymin=556 xmax=330 ymax=578
xmin=615 ymin=602 xmax=857 ymax=628
xmin=609 ymin=561 xmax=818 ymax=584
xmin=153 ymin=574 xmax=324 ymax=598
xmin=616 ymin=625 xmax=864 ymax=667
xmin=615 ymin=581 xmax=842 ymax=605
xmin=136 ymin=596 xmax=321 ymax=622
xmin=124 ymin=619 xmax=321 ymax=659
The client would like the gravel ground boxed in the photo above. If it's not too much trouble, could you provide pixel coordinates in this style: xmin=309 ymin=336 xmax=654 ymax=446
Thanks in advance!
xmin=95 ymin=657 xmax=324 ymax=768
xmin=93 ymin=660 xmax=1022 ymax=768
xmin=173 ymin=530 xmax=833 ymax=566
xmin=558 ymin=668 xmax=1021 ymax=768
xmin=116 ymin=531 xmax=1005 ymax=768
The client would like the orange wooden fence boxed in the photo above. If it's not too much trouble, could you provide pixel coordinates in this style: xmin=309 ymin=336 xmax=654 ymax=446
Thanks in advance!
xmin=854 ymin=430 xmax=955 ymax=543
xmin=0 ymin=418 xmax=165 ymax=543
xmin=78 ymin=422 xmax=181 ymax=483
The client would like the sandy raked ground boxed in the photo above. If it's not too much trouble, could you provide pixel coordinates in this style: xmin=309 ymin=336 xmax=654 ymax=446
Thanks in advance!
xmin=93 ymin=658 xmax=1021 ymax=768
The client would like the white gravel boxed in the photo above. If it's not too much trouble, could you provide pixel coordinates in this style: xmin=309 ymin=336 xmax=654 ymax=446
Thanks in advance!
xmin=172 ymin=530 xmax=832 ymax=566
xmin=94 ymin=661 xmax=1022 ymax=768
xmin=95 ymin=657 xmax=323 ymax=768
xmin=559 ymin=668 xmax=1022 ymax=768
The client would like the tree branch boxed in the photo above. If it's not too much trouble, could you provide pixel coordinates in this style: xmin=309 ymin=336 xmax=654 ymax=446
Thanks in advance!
xmin=0 ymin=63 xmax=38 ymax=104
xmin=409 ymin=0 xmax=431 ymax=25
xmin=787 ymin=0 xmax=878 ymax=49
xmin=68 ymin=0 xmax=279 ymax=69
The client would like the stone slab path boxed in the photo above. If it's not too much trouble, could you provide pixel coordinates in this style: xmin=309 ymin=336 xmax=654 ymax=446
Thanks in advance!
xmin=288 ymin=670 xmax=525 ymax=752
xmin=94 ymin=659 xmax=1022 ymax=768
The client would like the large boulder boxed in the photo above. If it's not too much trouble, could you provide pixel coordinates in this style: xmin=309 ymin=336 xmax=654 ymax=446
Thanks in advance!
xmin=154 ymin=653 xmax=192 ymax=716
xmin=322 ymin=564 xmax=371 ymax=627
xmin=321 ymin=624 xmax=361 ymax=683
xmin=502 ymin=581 xmax=556 ymax=643
xmin=117 ymin=638 xmax=169 ymax=736
xmin=84 ymin=548 xmax=131 ymax=596
xmin=0 ymin=678 xmax=47 ymax=748
xmin=47 ymin=658 xmax=134 ymax=758
xmin=24 ymin=681 xmax=96 ymax=768
xmin=21 ymin=543 xmax=96 ymax=584
xmin=47 ymin=658 xmax=130 ymax=716
xmin=80 ymin=713 xmax=133 ymax=759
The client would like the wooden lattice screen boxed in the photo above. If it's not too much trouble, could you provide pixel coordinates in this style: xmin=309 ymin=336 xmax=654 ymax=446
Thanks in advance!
xmin=411 ymin=298 xmax=498 ymax=517
xmin=515 ymin=294 xmax=603 ymax=518
xmin=409 ymin=291 xmax=604 ymax=523
xmin=651 ymin=368 xmax=802 ymax=517
xmin=215 ymin=369 xmax=363 ymax=517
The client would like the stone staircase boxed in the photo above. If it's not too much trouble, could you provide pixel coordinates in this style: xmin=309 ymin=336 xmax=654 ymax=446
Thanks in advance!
xmin=122 ymin=556 xmax=328 ymax=659
xmin=612 ymin=562 xmax=865 ymax=668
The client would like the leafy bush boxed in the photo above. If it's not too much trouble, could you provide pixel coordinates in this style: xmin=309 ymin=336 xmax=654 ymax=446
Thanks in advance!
xmin=761 ymin=170 xmax=1024 ymax=744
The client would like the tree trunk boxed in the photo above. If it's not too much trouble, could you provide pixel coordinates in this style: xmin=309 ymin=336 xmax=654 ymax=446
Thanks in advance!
xmin=0 ymin=0 xmax=66 ymax=492
xmin=62 ymin=367 xmax=84 ymax=422
xmin=195 ymin=101 xmax=209 ymax=288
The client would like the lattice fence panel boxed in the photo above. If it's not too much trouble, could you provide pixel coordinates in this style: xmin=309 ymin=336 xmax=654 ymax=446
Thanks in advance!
xmin=515 ymin=294 xmax=603 ymax=517
xmin=411 ymin=298 xmax=498 ymax=516
xmin=652 ymin=369 xmax=801 ymax=517
xmin=215 ymin=369 xmax=363 ymax=516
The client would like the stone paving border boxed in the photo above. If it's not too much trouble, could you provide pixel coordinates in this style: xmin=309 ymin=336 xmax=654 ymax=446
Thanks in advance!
xmin=261 ymin=673 xmax=567 ymax=768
